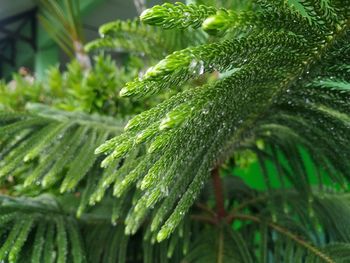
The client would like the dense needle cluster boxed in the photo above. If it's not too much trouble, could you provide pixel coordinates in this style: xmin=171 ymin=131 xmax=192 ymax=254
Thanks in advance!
xmin=96 ymin=0 xmax=350 ymax=241
xmin=0 ymin=0 xmax=349 ymax=262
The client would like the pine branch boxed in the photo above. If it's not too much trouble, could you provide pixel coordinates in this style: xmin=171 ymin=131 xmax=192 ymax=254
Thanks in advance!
xmin=86 ymin=18 xmax=207 ymax=59
xmin=140 ymin=2 xmax=217 ymax=29
xmin=1 ymin=1 xmax=350 ymax=261
xmin=94 ymin=1 xmax=350 ymax=241
xmin=0 ymin=194 xmax=86 ymax=263
xmin=0 ymin=104 xmax=127 ymax=215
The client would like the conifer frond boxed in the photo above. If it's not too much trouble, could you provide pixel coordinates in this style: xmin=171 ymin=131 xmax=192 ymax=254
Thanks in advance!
xmin=246 ymin=192 xmax=350 ymax=262
xmin=1 ymin=178 xmax=349 ymax=262
xmin=95 ymin=1 xmax=350 ymax=241
xmin=85 ymin=19 xmax=207 ymax=59
xmin=183 ymin=224 xmax=254 ymax=263
xmin=184 ymin=225 xmax=349 ymax=263
xmin=1 ymin=0 xmax=350 ymax=260
xmin=0 ymin=194 xmax=85 ymax=263
xmin=0 ymin=104 xmax=125 ymax=195
xmin=84 ymin=215 xmax=192 ymax=263
xmin=0 ymin=193 xmax=190 ymax=263
xmin=140 ymin=2 xmax=217 ymax=29
xmin=187 ymin=178 xmax=350 ymax=262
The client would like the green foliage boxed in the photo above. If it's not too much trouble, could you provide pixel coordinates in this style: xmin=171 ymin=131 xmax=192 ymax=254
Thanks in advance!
xmin=96 ymin=0 xmax=350 ymax=243
xmin=0 ymin=75 xmax=44 ymax=111
xmin=85 ymin=18 xmax=207 ymax=59
xmin=0 ymin=194 xmax=85 ymax=263
xmin=0 ymin=54 xmax=156 ymax=116
xmin=45 ymin=55 xmax=142 ymax=115
xmin=140 ymin=2 xmax=217 ymax=29
xmin=0 ymin=104 xmax=125 ymax=200
xmin=0 ymin=0 xmax=350 ymax=262
xmin=0 ymin=177 xmax=350 ymax=262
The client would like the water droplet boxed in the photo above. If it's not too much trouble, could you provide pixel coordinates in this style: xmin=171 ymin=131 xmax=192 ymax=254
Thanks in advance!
xmin=198 ymin=62 xmax=204 ymax=75
xmin=189 ymin=59 xmax=205 ymax=75
xmin=161 ymin=186 xmax=169 ymax=196
xmin=202 ymin=108 xmax=209 ymax=115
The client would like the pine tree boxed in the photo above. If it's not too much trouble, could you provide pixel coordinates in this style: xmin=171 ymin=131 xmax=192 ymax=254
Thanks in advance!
xmin=0 ymin=0 xmax=350 ymax=262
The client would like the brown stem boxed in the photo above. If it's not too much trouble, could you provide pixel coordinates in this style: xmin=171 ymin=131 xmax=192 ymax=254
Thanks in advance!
xmin=73 ymin=40 xmax=91 ymax=70
xmin=212 ymin=167 xmax=226 ymax=219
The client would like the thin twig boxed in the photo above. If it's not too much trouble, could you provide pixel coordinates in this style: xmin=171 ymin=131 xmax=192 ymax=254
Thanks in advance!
xmin=228 ymin=213 xmax=335 ymax=263
xmin=190 ymin=214 xmax=216 ymax=224
xmin=196 ymin=202 xmax=216 ymax=217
